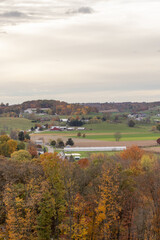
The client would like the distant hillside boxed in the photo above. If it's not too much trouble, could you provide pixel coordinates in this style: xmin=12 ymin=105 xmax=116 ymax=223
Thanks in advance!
xmin=83 ymin=102 xmax=160 ymax=113
xmin=1 ymin=100 xmax=160 ymax=116
xmin=0 ymin=100 xmax=98 ymax=116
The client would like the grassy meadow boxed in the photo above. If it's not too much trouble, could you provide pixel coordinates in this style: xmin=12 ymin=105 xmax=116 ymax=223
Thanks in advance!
xmin=74 ymin=122 xmax=160 ymax=141
xmin=0 ymin=117 xmax=33 ymax=133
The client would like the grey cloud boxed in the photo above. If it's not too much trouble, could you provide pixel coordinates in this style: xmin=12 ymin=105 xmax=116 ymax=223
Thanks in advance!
xmin=66 ymin=7 xmax=93 ymax=15
xmin=0 ymin=11 xmax=28 ymax=18
xmin=0 ymin=0 xmax=99 ymax=28
xmin=78 ymin=7 xmax=94 ymax=14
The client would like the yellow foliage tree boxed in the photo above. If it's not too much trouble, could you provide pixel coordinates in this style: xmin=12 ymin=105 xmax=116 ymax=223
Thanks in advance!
xmin=7 ymin=139 xmax=17 ymax=156
xmin=71 ymin=194 xmax=89 ymax=240
xmin=140 ymin=154 xmax=157 ymax=172
xmin=94 ymin=165 xmax=121 ymax=239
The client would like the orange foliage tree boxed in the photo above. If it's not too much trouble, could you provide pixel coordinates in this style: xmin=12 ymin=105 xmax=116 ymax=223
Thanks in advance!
xmin=78 ymin=158 xmax=90 ymax=169
xmin=120 ymin=145 xmax=144 ymax=167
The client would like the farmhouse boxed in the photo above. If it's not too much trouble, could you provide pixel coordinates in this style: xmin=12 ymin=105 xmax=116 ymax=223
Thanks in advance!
xmin=24 ymin=108 xmax=37 ymax=114
xmin=77 ymin=127 xmax=85 ymax=130
xmin=60 ymin=118 xmax=68 ymax=123
xmin=59 ymin=126 xmax=67 ymax=130
xmin=35 ymin=139 xmax=43 ymax=145
xmin=24 ymin=108 xmax=50 ymax=114
xmin=67 ymin=127 xmax=75 ymax=131
xmin=50 ymin=126 xmax=61 ymax=131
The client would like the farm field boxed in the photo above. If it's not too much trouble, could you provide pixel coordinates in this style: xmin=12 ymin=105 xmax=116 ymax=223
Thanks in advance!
xmin=0 ymin=117 xmax=33 ymax=133
xmin=42 ymin=122 xmax=151 ymax=134
xmin=73 ymin=132 xmax=160 ymax=141
xmin=31 ymin=134 xmax=157 ymax=148
xmin=36 ymin=122 xmax=160 ymax=142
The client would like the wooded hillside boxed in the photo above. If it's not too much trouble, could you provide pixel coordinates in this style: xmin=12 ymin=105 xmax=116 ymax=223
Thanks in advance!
xmin=84 ymin=101 xmax=160 ymax=112
xmin=0 ymin=100 xmax=98 ymax=116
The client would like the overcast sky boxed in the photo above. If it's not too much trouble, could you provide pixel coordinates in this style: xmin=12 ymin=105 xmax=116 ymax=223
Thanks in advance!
xmin=0 ymin=0 xmax=160 ymax=104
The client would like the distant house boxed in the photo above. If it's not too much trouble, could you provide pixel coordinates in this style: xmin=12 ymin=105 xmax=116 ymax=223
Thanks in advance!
xmin=77 ymin=127 xmax=85 ymax=130
xmin=59 ymin=126 xmax=67 ymax=131
xmin=50 ymin=126 xmax=61 ymax=131
xmin=128 ymin=113 xmax=147 ymax=121
xmin=67 ymin=127 xmax=75 ymax=131
xmin=60 ymin=118 xmax=68 ymax=123
xmin=35 ymin=139 xmax=43 ymax=145
xmin=35 ymin=127 xmax=40 ymax=133
xmin=50 ymin=126 xmax=67 ymax=131
xmin=24 ymin=108 xmax=50 ymax=114
xmin=24 ymin=108 xmax=37 ymax=114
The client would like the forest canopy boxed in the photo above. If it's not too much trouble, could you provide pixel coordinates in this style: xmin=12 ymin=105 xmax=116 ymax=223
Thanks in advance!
xmin=0 ymin=147 xmax=159 ymax=239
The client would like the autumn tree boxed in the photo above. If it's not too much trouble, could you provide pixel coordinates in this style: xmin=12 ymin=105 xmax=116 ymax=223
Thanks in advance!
xmin=77 ymin=132 xmax=81 ymax=137
xmin=11 ymin=150 xmax=32 ymax=162
xmin=37 ymin=184 xmax=55 ymax=240
xmin=17 ymin=141 xmax=25 ymax=150
xmin=4 ymin=183 xmax=38 ymax=240
xmin=120 ymin=145 xmax=144 ymax=167
xmin=0 ymin=136 xmax=17 ymax=157
xmin=71 ymin=194 xmax=89 ymax=240
xmin=94 ymin=164 xmax=121 ymax=239
xmin=27 ymin=143 xmax=38 ymax=158
xmin=10 ymin=129 xmax=18 ymax=140
xmin=78 ymin=158 xmax=89 ymax=169
xmin=7 ymin=139 xmax=17 ymax=156
xmin=40 ymin=153 xmax=66 ymax=238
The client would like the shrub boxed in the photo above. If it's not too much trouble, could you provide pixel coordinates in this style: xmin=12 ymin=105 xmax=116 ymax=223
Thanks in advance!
xmin=128 ymin=119 xmax=135 ymax=127
xmin=66 ymin=138 xmax=74 ymax=146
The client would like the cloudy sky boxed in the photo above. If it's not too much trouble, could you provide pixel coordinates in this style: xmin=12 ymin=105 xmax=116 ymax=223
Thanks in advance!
xmin=0 ymin=0 xmax=160 ymax=104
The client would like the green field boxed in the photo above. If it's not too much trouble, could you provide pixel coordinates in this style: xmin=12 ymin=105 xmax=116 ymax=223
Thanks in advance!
xmin=36 ymin=121 xmax=160 ymax=141
xmin=76 ymin=132 xmax=160 ymax=141
xmin=42 ymin=122 xmax=151 ymax=134
xmin=0 ymin=115 xmax=154 ymax=142
xmin=0 ymin=117 xmax=34 ymax=133
xmin=84 ymin=122 xmax=151 ymax=133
